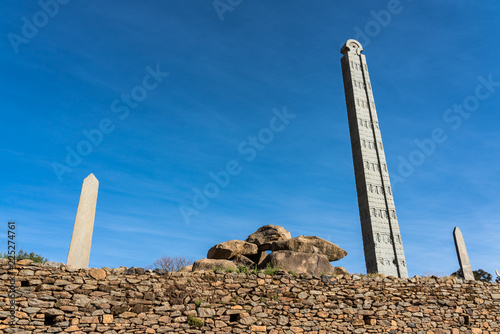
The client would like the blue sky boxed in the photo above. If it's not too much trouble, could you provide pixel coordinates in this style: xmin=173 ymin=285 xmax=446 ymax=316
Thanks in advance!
xmin=1 ymin=1 xmax=499 ymax=277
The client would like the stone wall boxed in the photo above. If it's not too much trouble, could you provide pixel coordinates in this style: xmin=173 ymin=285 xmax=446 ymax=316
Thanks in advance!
xmin=1 ymin=260 xmax=500 ymax=334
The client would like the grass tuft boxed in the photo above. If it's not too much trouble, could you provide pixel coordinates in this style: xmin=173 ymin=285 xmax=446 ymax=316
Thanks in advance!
xmin=187 ymin=314 xmax=204 ymax=327
xmin=264 ymin=264 xmax=280 ymax=276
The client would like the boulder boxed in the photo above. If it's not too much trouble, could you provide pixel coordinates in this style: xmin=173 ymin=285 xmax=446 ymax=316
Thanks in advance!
xmin=271 ymin=235 xmax=347 ymax=261
xmin=43 ymin=261 xmax=64 ymax=268
xmin=207 ymin=240 xmax=258 ymax=260
xmin=89 ymin=268 xmax=106 ymax=280
xmin=178 ymin=265 xmax=193 ymax=272
xmin=246 ymin=225 xmax=292 ymax=251
xmin=192 ymin=259 xmax=237 ymax=272
xmin=112 ymin=267 xmax=127 ymax=275
xmin=260 ymin=251 xmax=334 ymax=276
xmin=232 ymin=254 xmax=255 ymax=267
xmin=333 ymin=266 xmax=349 ymax=275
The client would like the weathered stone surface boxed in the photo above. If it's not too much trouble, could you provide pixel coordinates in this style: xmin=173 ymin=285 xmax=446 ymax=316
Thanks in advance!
xmin=0 ymin=311 xmax=11 ymax=319
xmin=80 ymin=316 xmax=99 ymax=324
xmin=297 ymin=291 xmax=308 ymax=299
xmin=240 ymin=316 xmax=257 ymax=325
xmin=89 ymin=268 xmax=106 ymax=280
xmin=246 ymin=225 xmax=291 ymax=251
xmin=178 ymin=265 xmax=193 ymax=272
xmin=250 ymin=325 xmax=267 ymax=332
xmin=192 ymin=258 xmax=237 ymax=271
xmin=124 ymin=267 xmax=136 ymax=275
xmin=54 ymin=279 xmax=71 ymax=286
xmin=271 ymin=235 xmax=347 ymax=261
xmin=22 ymin=307 xmax=40 ymax=314
xmin=6 ymin=258 xmax=500 ymax=333
xmin=112 ymin=266 xmax=127 ymax=275
xmin=64 ymin=325 xmax=80 ymax=332
xmin=111 ymin=305 xmax=129 ymax=315
xmin=453 ymin=227 xmax=474 ymax=281
xmin=232 ymin=254 xmax=255 ymax=267
xmin=207 ymin=240 xmax=258 ymax=260
xmin=18 ymin=269 xmax=34 ymax=276
xmin=278 ymin=315 xmax=289 ymax=325
xmin=333 ymin=266 xmax=349 ymax=275
xmin=120 ymin=311 xmax=137 ymax=319
xmin=197 ymin=308 xmax=216 ymax=317
xmin=341 ymin=39 xmax=408 ymax=278
xmin=43 ymin=308 xmax=64 ymax=316
xmin=102 ymin=314 xmax=113 ymax=323
xmin=29 ymin=300 xmax=54 ymax=308
xmin=260 ymin=251 xmax=334 ymax=275
xmin=67 ymin=174 xmax=99 ymax=269
xmin=60 ymin=306 xmax=78 ymax=312
xmin=17 ymin=259 xmax=33 ymax=265
xmin=44 ymin=261 xmax=64 ymax=268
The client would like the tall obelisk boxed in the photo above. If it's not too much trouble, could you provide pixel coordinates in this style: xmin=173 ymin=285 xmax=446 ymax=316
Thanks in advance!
xmin=453 ymin=227 xmax=475 ymax=281
xmin=67 ymin=174 xmax=99 ymax=269
xmin=340 ymin=39 xmax=408 ymax=277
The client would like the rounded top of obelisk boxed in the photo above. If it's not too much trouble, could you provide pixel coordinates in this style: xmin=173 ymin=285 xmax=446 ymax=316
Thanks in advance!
xmin=341 ymin=39 xmax=363 ymax=55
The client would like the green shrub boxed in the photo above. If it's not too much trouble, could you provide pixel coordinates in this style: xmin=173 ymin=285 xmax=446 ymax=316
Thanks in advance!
xmin=212 ymin=266 xmax=224 ymax=272
xmin=1 ymin=249 xmax=47 ymax=263
xmin=237 ymin=265 xmax=250 ymax=274
xmin=264 ymin=264 xmax=280 ymax=276
xmin=451 ymin=268 xmax=493 ymax=282
xmin=187 ymin=314 xmax=204 ymax=327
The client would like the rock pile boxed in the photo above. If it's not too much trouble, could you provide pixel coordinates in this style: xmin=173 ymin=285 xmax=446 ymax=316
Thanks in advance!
xmin=191 ymin=225 xmax=347 ymax=275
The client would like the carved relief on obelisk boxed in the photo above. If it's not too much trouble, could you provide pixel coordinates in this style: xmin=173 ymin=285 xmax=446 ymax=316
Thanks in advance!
xmin=67 ymin=174 xmax=99 ymax=269
xmin=340 ymin=39 xmax=408 ymax=278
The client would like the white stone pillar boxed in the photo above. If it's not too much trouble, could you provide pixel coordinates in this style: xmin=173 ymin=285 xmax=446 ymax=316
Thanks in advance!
xmin=67 ymin=174 xmax=99 ymax=269
xmin=453 ymin=227 xmax=474 ymax=281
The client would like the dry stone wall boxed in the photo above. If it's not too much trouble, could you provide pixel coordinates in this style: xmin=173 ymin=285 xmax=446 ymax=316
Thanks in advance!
xmin=1 ymin=260 xmax=500 ymax=334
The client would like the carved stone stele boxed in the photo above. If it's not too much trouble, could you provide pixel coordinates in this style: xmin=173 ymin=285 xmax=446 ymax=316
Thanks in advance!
xmin=340 ymin=39 xmax=408 ymax=277
xmin=453 ymin=227 xmax=475 ymax=281
xmin=67 ymin=174 xmax=99 ymax=269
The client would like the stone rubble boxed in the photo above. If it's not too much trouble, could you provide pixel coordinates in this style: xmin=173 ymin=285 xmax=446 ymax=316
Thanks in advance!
xmin=1 ymin=259 xmax=499 ymax=333
xmin=194 ymin=225 xmax=347 ymax=275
